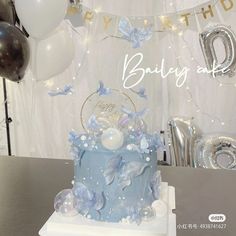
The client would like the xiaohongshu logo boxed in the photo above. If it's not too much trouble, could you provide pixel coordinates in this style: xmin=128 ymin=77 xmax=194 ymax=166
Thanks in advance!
xmin=208 ymin=214 xmax=226 ymax=223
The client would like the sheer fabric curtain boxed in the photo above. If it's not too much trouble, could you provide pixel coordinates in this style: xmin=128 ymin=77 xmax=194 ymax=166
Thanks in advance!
xmin=5 ymin=0 xmax=236 ymax=159
xmin=0 ymin=81 xmax=7 ymax=155
xmin=164 ymin=1 xmax=236 ymax=135
xmin=8 ymin=21 xmax=87 ymax=159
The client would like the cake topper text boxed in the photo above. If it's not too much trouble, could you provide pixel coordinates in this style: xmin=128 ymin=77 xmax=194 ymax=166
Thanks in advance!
xmin=95 ymin=100 xmax=116 ymax=113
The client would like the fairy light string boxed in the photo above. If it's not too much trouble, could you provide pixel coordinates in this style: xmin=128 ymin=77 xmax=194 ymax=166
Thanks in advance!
xmin=65 ymin=0 xmax=236 ymax=127
xmin=68 ymin=0 xmax=233 ymax=83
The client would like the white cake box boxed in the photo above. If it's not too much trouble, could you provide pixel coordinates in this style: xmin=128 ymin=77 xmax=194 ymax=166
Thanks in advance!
xmin=39 ymin=183 xmax=176 ymax=236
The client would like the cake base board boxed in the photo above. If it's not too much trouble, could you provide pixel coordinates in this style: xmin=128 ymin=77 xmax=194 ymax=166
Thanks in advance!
xmin=39 ymin=184 xmax=176 ymax=236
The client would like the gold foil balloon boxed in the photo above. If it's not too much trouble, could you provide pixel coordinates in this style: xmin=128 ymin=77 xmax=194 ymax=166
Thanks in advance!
xmin=168 ymin=117 xmax=202 ymax=167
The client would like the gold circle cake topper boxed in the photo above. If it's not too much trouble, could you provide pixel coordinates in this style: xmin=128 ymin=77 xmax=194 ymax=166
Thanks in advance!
xmin=80 ymin=86 xmax=136 ymax=133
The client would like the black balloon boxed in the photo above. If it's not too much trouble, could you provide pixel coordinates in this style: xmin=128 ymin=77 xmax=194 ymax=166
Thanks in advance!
xmin=0 ymin=22 xmax=30 ymax=82
xmin=0 ymin=0 xmax=16 ymax=24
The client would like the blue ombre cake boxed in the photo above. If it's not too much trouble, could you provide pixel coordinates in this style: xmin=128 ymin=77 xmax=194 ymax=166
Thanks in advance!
xmin=69 ymin=131 xmax=162 ymax=224
xmin=43 ymin=82 xmax=176 ymax=236
xmin=52 ymin=82 xmax=164 ymax=225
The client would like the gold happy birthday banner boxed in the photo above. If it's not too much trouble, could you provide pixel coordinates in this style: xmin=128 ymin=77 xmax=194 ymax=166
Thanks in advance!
xmin=80 ymin=0 xmax=236 ymax=33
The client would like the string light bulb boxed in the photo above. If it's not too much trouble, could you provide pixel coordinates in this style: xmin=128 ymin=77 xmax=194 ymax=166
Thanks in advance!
xmin=84 ymin=36 xmax=91 ymax=44
xmin=171 ymin=25 xmax=178 ymax=31
xmin=178 ymin=31 xmax=183 ymax=36
xmin=94 ymin=7 xmax=102 ymax=13
xmin=144 ymin=19 xmax=148 ymax=25
xmin=44 ymin=80 xmax=54 ymax=88
xmin=179 ymin=18 xmax=185 ymax=24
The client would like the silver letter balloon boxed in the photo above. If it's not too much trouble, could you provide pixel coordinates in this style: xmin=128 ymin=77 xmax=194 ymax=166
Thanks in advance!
xmin=168 ymin=117 xmax=202 ymax=167
xmin=194 ymin=135 xmax=236 ymax=170
xmin=199 ymin=24 xmax=236 ymax=77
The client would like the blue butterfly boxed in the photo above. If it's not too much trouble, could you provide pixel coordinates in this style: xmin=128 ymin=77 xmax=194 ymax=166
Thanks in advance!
xmin=68 ymin=131 xmax=79 ymax=144
xmin=149 ymin=133 xmax=163 ymax=150
xmin=119 ymin=17 xmax=153 ymax=48
xmin=136 ymin=87 xmax=147 ymax=99
xmin=126 ymin=136 xmax=150 ymax=154
xmin=48 ymin=85 xmax=73 ymax=97
xmin=73 ymin=182 xmax=105 ymax=216
xmin=87 ymin=115 xmax=102 ymax=131
xmin=140 ymin=136 xmax=150 ymax=153
xmin=96 ymin=81 xmax=111 ymax=96
xmin=68 ymin=131 xmax=85 ymax=166
xmin=103 ymin=155 xmax=149 ymax=190
xmin=103 ymin=155 xmax=125 ymax=185
xmin=149 ymin=171 xmax=161 ymax=200
xmin=119 ymin=160 xmax=149 ymax=190
xmin=121 ymin=106 xmax=148 ymax=120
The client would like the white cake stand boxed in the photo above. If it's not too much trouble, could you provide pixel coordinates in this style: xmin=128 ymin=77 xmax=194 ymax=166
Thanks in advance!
xmin=39 ymin=182 xmax=176 ymax=236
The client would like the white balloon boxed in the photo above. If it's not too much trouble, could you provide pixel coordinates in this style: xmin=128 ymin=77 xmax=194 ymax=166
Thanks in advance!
xmin=29 ymin=23 xmax=75 ymax=81
xmin=15 ymin=0 xmax=68 ymax=39
xmin=101 ymin=128 xmax=124 ymax=150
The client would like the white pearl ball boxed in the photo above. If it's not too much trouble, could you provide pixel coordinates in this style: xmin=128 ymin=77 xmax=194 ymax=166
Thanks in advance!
xmin=101 ymin=128 xmax=124 ymax=150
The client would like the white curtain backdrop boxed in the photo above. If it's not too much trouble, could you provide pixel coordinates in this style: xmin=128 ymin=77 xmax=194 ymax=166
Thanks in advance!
xmin=0 ymin=81 xmax=7 ymax=155
xmin=1 ymin=0 xmax=236 ymax=159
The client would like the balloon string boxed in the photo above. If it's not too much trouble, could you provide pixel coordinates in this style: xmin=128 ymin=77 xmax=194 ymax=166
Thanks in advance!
xmin=64 ymin=21 xmax=89 ymax=81
xmin=1 ymin=98 xmax=8 ymax=129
